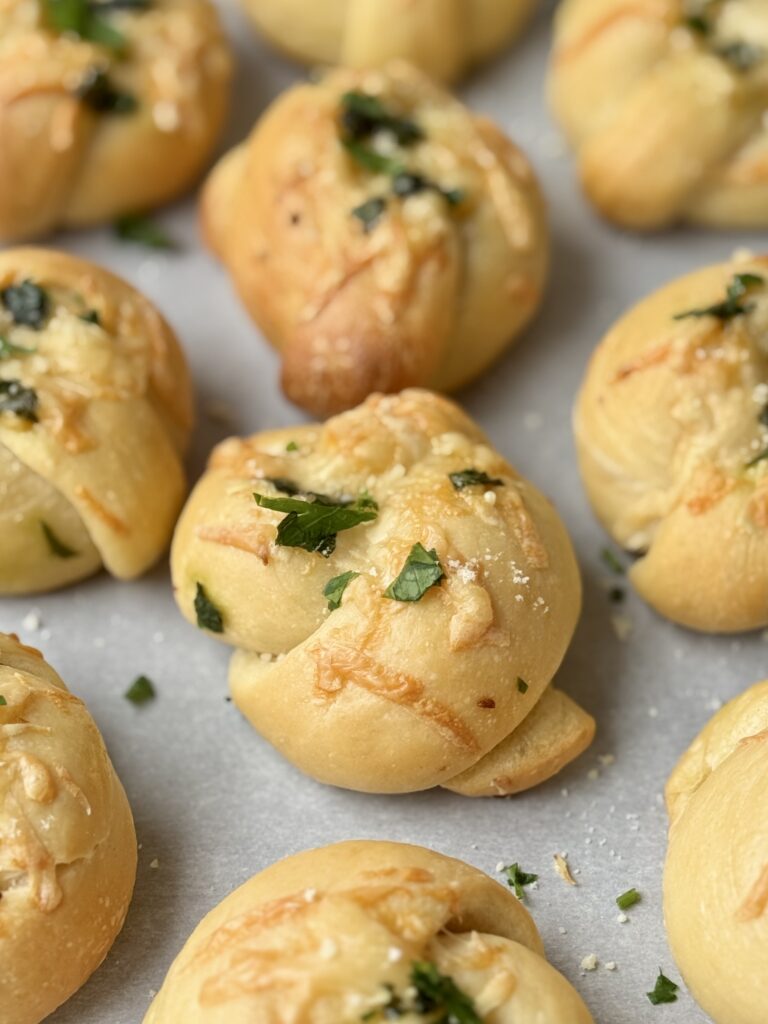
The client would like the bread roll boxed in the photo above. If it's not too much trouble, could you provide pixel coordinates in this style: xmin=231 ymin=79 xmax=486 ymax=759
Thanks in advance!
xmin=0 ymin=0 xmax=232 ymax=241
xmin=575 ymin=255 xmax=768 ymax=632
xmin=202 ymin=62 xmax=548 ymax=417
xmin=664 ymin=681 xmax=768 ymax=1024
xmin=549 ymin=0 xmax=768 ymax=229
xmin=237 ymin=0 xmax=539 ymax=82
xmin=0 ymin=632 xmax=137 ymax=1024
xmin=0 ymin=247 xmax=194 ymax=594
xmin=144 ymin=840 xmax=595 ymax=1023
xmin=171 ymin=389 xmax=593 ymax=795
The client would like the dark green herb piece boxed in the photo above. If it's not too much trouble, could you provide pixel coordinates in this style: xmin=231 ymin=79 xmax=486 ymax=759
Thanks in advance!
xmin=343 ymin=139 xmax=405 ymax=176
xmin=76 ymin=67 xmax=137 ymax=114
xmin=324 ymin=571 xmax=360 ymax=611
xmin=285 ymin=440 xmax=299 ymax=452
xmin=616 ymin=887 xmax=641 ymax=911
xmin=449 ymin=468 xmax=504 ymax=490
xmin=254 ymin=492 xmax=378 ymax=557
xmin=609 ymin=586 xmax=625 ymax=603
xmin=114 ymin=213 xmax=176 ymax=249
xmin=601 ymin=546 xmax=625 ymax=575
xmin=124 ymin=674 xmax=155 ymax=705
xmin=0 ymin=336 xmax=34 ymax=360
xmin=41 ymin=521 xmax=77 ymax=559
xmin=80 ymin=309 xmax=101 ymax=325
xmin=194 ymin=582 xmax=224 ymax=633
xmin=0 ymin=695 xmax=6 ymax=706
xmin=747 ymin=447 xmax=768 ymax=469
xmin=43 ymin=0 xmax=125 ymax=51
xmin=385 ymin=543 xmax=444 ymax=602
xmin=0 ymin=379 xmax=38 ymax=422
xmin=352 ymin=196 xmax=388 ymax=232
xmin=517 ymin=677 xmax=529 ymax=694
xmin=647 ymin=971 xmax=679 ymax=1005
xmin=97 ymin=0 xmax=151 ymax=9
xmin=1 ymin=280 xmax=49 ymax=329
xmin=716 ymin=41 xmax=764 ymax=71
xmin=409 ymin=962 xmax=482 ymax=1024
xmin=341 ymin=91 xmax=423 ymax=147
xmin=673 ymin=272 xmax=764 ymax=321
xmin=392 ymin=171 xmax=463 ymax=206
xmin=501 ymin=862 xmax=538 ymax=900
xmin=685 ymin=13 xmax=710 ymax=33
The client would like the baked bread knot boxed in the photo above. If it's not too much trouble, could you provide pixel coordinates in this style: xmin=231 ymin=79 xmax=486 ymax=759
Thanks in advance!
xmin=0 ymin=0 xmax=232 ymax=241
xmin=664 ymin=681 xmax=768 ymax=1024
xmin=237 ymin=0 xmax=539 ymax=83
xmin=549 ymin=0 xmax=768 ymax=229
xmin=144 ymin=840 xmax=595 ymax=1024
xmin=575 ymin=255 xmax=768 ymax=632
xmin=171 ymin=389 xmax=592 ymax=796
xmin=0 ymin=632 xmax=136 ymax=1024
xmin=0 ymin=247 xmax=194 ymax=594
xmin=201 ymin=62 xmax=548 ymax=417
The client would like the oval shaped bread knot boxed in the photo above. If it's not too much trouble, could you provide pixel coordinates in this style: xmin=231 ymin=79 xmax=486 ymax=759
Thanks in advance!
xmin=144 ymin=840 xmax=595 ymax=1024
xmin=0 ymin=631 xmax=136 ymax=1024
xmin=664 ymin=681 xmax=768 ymax=1024
xmin=237 ymin=0 xmax=539 ymax=83
xmin=0 ymin=0 xmax=232 ymax=241
xmin=549 ymin=0 xmax=768 ymax=229
xmin=201 ymin=62 xmax=549 ymax=417
xmin=575 ymin=256 xmax=768 ymax=632
xmin=0 ymin=247 xmax=194 ymax=594
xmin=171 ymin=389 xmax=593 ymax=795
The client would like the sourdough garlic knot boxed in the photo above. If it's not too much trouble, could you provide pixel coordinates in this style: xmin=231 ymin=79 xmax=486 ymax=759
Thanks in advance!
xmin=171 ymin=390 xmax=592 ymax=796
xmin=549 ymin=0 xmax=768 ymax=229
xmin=145 ymin=841 xmax=595 ymax=1024
xmin=0 ymin=632 xmax=136 ymax=1024
xmin=238 ymin=0 xmax=539 ymax=82
xmin=0 ymin=247 xmax=194 ymax=594
xmin=575 ymin=256 xmax=768 ymax=632
xmin=664 ymin=682 xmax=768 ymax=1024
xmin=0 ymin=0 xmax=232 ymax=241
xmin=202 ymin=62 xmax=548 ymax=417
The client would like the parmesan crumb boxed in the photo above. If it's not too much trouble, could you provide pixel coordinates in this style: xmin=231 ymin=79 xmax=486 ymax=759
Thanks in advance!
xmin=617 ymin=913 xmax=628 ymax=924
xmin=580 ymin=954 xmax=599 ymax=972
xmin=304 ymin=888 xmax=317 ymax=902
xmin=149 ymin=858 xmax=159 ymax=869
xmin=605 ymin=961 xmax=617 ymax=971
xmin=22 ymin=611 xmax=41 ymax=632
xmin=553 ymin=853 xmax=577 ymax=886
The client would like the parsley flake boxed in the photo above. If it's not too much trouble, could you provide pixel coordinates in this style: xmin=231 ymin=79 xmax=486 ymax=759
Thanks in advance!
xmin=392 ymin=170 xmax=463 ymax=206
xmin=352 ymin=196 xmax=388 ymax=232
xmin=124 ymin=674 xmax=155 ymax=705
xmin=41 ymin=521 xmax=78 ymax=559
xmin=1 ymin=280 xmax=49 ymax=329
xmin=409 ymin=962 xmax=482 ymax=1024
xmin=517 ymin=677 xmax=529 ymax=694
xmin=76 ymin=67 xmax=137 ymax=115
xmin=673 ymin=272 xmax=764 ymax=321
xmin=0 ymin=695 xmax=7 ymax=706
xmin=254 ymin=491 xmax=378 ymax=557
xmin=601 ymin=546 xmax=625 ymax=575
xmin=747 ymin=447 xmax=768 ymax=469
xmin=194 ymin=582 xmax=224 ymax=633
xmin=324 ymin=571 xmax=360 ymax=611
xmin=501 ymin=862 xmax=538 ymax=900
xmin=0 ymin=379 xmax=39 ymax=422
xmin=385 ymin=543 xmax=444 ymax=602
xmin=114 ymin=213 xmax=177 ymax=249
xmin=449 ymin=468 xmax=504 ymax=490
xmin=285 ymin=440 xmax=299 ymax=452
xmin=616 ymin=887 xmax=641 ymax=911
xmin=0 ymin=336 xmax=34 ymax=360
xmin=647 ymin=971 xmax=679 ymax=1005
xmin=341 ymin=91 xmax=423 ymax=147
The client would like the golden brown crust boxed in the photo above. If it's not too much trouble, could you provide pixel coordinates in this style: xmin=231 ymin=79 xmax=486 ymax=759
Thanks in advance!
xmin=144 ymin=841 xmax=595 ymax=1024
xmin=0 ymin=632 xmax=136 ymax=1024
xmin=549 ymin=0 xmax=768 ymax=229
xmin=171 ymin=389 xmax=590 ymax=795
xmin=575 ymin=255 xmax=768 ymax=632
xmin=201 ymin=63 xmax=548 ymax=417
xmin=0 ymin=0 xmax=232 ymax=241
xmin=0 ymin=247 xmax=194 ymax=593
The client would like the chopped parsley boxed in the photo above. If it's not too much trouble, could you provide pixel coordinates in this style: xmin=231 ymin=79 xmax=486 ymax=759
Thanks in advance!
xmin=616 ymin=887 xmax=641 ymax=911
xmin=647 ymin=971 xmax=679 ymax=1005
xmin=747 ymin=447 xmax=768 ymax=469
xmin=601 ymin=546 xmax=625 ymax=575
xmin=41 ymin=521 xmax=77 ymax=559
xmin=385 ymin=543 xmax=444 ymax=602
xmin=501 ymin=862 xmax=538 ymax=900
xmin=517 ymin=677 xmax=529 ymax=694
xmin=124 ymin=674 xmax=156 ymax=705
xmin=114 ymin=213 xmax=177 ymax=249
xmin=0 ymin=695 xmax=7 ymax=706
xmin=76 ymin=67 xmax=138 ymax=115
xmin=343 ymin=139 xmax=404 ymax=175
xmin=673 ymin=272 xmax=764 ymax=321
xmin=0 ymin=336 xmax=34 ymax=360
xmin=392 ymin=171 xmax=463 ymax=207
xmin=0 ymin=379 xmax=39 ymax=422
xmin=285 ymin=440 xmax=299 ymax=452
xmin=1 ymin=280 xmax=49 ymax=329
xmin=80 ymin=309 xmax=101 ymax=325
xmin=254 ymin=491 xmax=378 ymax=557
xmin=408 ymin=962 xmax=482 ymax=1024
xmin=324 ymin=571 xmax=360 ymax=611
xmin=43 ymin=0 xmax=150 ymax=51
xmin=194 ymin=582 xmax=224 ymax=633
xmin=449 ymin=468 xmax=504 ymax=490
xmin=352 ymin=196 xmax=388 ymax=232
xmin=609 ymin=586 xmax=625 ymax=603
xmin=341 ymin=91 xmax=423 ymax=147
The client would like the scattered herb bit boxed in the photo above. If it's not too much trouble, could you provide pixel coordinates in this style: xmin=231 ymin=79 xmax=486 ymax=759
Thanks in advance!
xmin=43 ymin=0 xmax=127 ymax=51
xmin=124 ymin=674 xmax=155 ymax=705
xmin=324 ymin=570 xmax=360 ymax=611
xmin=673 ymin=272 xmax=764 ymax=322
xmin=716 ymin=41 xmax=764 ymax=70
xmin=392 ymin=170 xmax=463 ymax=206
xmin=79 ymin=309 xmax=101 ymax=325
xmin=1 ymin=280 xmax=49 ymax=329
xmin=747 ymin=447 xmax=768 ymax=469
xmin=0 ymin=336 xmax=34 ymax=360
xmin=501 ymin=862 xmax=538 ymax=900
xmin=254 ymin=491 xmax=378 ymax=557
xmin=385 ymin=542 xmax=444 ymax=602
xmin=41 ymin=521 xmax=77 ymax=559
xmin=0 ymin=379 xmax=38 ymax=422
xmin=517 ymin=677 xmax=529 ymax=694
xmin=352 ymin=196 xmax=388 ymax=232
xmin=0 ymin=695 xmax=7 ymax=706
xmin=408 ymin=962 xmax=482 ymax=1024
xmin=647 ymin=971 xmax=679 ymax=1005
xmin=114 ymin=213 xmax=176 ymax=249
xmin=194 ymin=582 xmax=224 ymax=633
xmin=616 ymin=887 xmax=641 ymax=911
xmin=341 ymin=91 xmax=423 ymax=147
xmin=685 ymin=13 xmax=709 ymax=33
xmin=76 ymin=67 xmax=137 ymax=115
xmin=609 ymin=586 xmax=625 ymax=603
xmin=601 ymin=546 xmax=625 ymax=575
xmin=285 ymin=440 xmax=299 ymax=452
xmin=343 ymin=138 xmax=405 ymax=175
xmin=449 ymin=468 xmax=504 ymax=490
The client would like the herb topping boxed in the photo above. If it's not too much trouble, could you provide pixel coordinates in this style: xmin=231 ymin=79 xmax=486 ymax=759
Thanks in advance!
xmin=616 ymin=887 xmax=641 ymax=911
xmin=385 ymin=543 xmax=444 ymax=602
xmin=76 ymin=67 xmax=137 ymax=114
xmin=673 ymin=272 xmax=764 ymax=322
xmin=501 ymin=862 xmax=538 ymax=900
xmin=0 ymin=695 xmax=7 ymax=706
xmin=449 ymin=469 xmax=504 ymax=490
xmin=352 ymin=196 xmax=388 ymax=232
xmin=601 ymin=546 xmax=625 ymax=575
xmin=285 ymin=440 xmax=299 ymax=452
xmin=364 ymin=962 xmax=481 ymax=1024
xmin=41 ymin=521 xmax=78 ymax=559
xmin=124 ymin=674 xmax=155 ymax=705
xmin=324 ymin=571 xmax=360 ymax=611
xmin=43 ymin=0 xmax=150 ymax=52
xmin=341 ymin=91 xmax=423 ymax=147
xmin=1 ymin=281 xmax=49 ymax=329
xmin=517 ymin=677 xmax=529 ymax=694
xmin=647 ymin=971 xmax=679 ymax=1006
xmin=195 ymin=582 xmax=224 ymax=633
xmin=254 ymin=491 xmax=378 ymax=557
xmin=115 ymin=213 xmax=177 ymax=249
xmin=0 ymin=380 xmax=39 ymax=422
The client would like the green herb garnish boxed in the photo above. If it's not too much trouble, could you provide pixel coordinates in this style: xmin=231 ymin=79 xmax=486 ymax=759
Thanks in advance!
xmin=254 ymin=491 xmax=378 ymax=557
xmin=285 ymin=440 xmax=299 ymax=452
xmin=0 ymin=336 xmax=34 ymax=360
xmin=517 ymin=677 xmax=529 ymax=694
xmin=343 ymin=139 xmax=404 ymax=175
xmin=747 ymin=447 xmax=768 ymax=468
xmin=673 ymin=272 xmax=764 ymax=322
xmin=385 ymin=543 xmax=444 ymax=602
xmin=0 ymin=379 xmax=38 ymax=422
xmin=341 ymin=91 xmax=423 ymax=147
xmin=392 ymin=171 xmax=463 ymax=206
xmin=76 ymin=67 xmax=137 ymax=114
xmin=409 ymin=962 xmax=482 ymax=1024
xmin=124 ymin=674 xmax=155 ymax=705
xmin=449 ymin=469 xmax=504 ymax=490
xmin=41 ymin=521 xmax=77 ymax=559
xmin=194 ymin=582 xmax=224 ymax=633
xmin=609 ymin=586 xmax=625 ymax=603
xmin=1 ymin=280 xmax=49 ymax=329
xmin=601 ymin=546 xmax=625 ymax=575
xmin=647 ymin=971 xmax=679 ymax=1005
xmin=501 ymin=862 xmax=538 ymax=900
xmin=0 ymin=695 xmax=7 ymax=706
xmin=114 ymin=213 xmax=176 ymax=249
xmin=616 ymin=887 xmax=641 ymax=911
xmin=352 ymin=196 xmax=388 ymax=232
xmin=80 ymin=309 xmax=101 ymax=325
xmin=43 ymin=0 xmax=150 ymax=51
xmin=324 ymin=571 xmax=360 ymax=611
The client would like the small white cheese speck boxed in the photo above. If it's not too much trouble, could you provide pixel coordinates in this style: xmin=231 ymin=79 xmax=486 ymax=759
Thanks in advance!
xmin=558 ymin=927 xmax=567 ymax=935
xmin=598 ymin=754 xmax=615 ymax=767
xmin=149 ymin=859 xmax=159 ymax=869
xmin=648 ymin=706 xmax=659 ymax=718
xmin=483 ymin=490 xmax=497 ymax=505
xmin=605 ymin=962 xmax=617 ymax=971
xmin=587 ymin=769 xmax=599 ymax=781
xmin=617 ymin=913 xmax=628 ymax=924
xmin=580 ymin=954 xmax=598 ymax=972
xmin=495 ymin=861 xmax=506 ymax=873
xmin=22 ymin=611 xmax=41 ymax=632
xmin=304 ymin=888 xmax=317 ymax=902
xmin=319 ymin=937 xmax=338 ymax=959
xmin=387 ymin=947 xmax=403 ymax=963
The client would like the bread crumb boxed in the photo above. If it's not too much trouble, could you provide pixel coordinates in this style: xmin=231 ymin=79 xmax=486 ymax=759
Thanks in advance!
xmin=605 ymin=961 xmax=617 ymax=971
xmin=580 ymin=954 xmax=598 ymax=972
